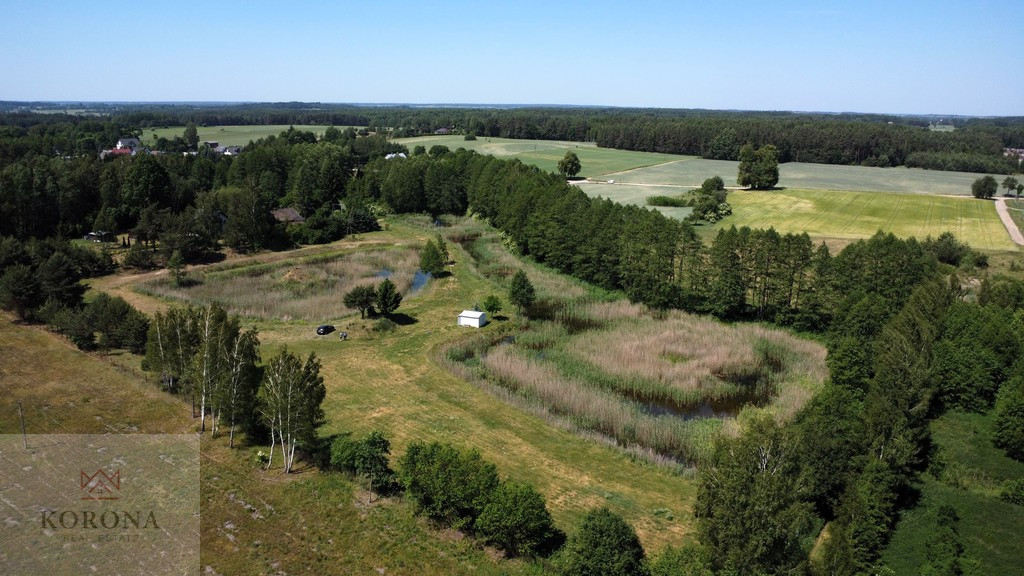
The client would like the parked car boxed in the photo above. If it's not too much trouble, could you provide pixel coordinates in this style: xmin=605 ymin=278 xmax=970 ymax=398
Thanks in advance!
xmin=316 ymin=324 xmax=335 ymax=335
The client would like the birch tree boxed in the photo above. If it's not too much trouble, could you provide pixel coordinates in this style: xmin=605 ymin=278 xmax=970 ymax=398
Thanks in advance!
xmin=259 ymin=349 xmax=326 ymax=473
xmin=189 ymin=305 xmax=229 ymax=433
xmin=216 ymin=326 xmax=260 ymax=448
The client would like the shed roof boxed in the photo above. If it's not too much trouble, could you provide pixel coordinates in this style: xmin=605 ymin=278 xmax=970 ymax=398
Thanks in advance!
xmin=458 ymin=310 xmax=486 ymax=319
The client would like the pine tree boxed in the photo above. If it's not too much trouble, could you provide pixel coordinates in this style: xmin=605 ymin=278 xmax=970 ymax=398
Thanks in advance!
xmin=508 ymin=269 xmax=535 ymax=315
xmin=375 ymin=278 xmax=402 ymax=315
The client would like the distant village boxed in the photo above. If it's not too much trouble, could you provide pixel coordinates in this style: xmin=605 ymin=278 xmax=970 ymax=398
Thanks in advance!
xmin=99 ymin=137 xmax=242 ymax=160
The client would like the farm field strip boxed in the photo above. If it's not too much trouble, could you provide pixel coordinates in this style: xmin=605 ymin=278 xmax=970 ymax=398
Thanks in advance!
xmin=703 ymin=189 xmax=1017 ymax=251
xmin=394 ymin=135 xmax=682 ymax=177
xmin=145 ymin=125 xmax=361 ymax=147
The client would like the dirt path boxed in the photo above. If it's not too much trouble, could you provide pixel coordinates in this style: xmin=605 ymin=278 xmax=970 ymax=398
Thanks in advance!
xmin=994 ymin=198 xmax=1024 ymax=245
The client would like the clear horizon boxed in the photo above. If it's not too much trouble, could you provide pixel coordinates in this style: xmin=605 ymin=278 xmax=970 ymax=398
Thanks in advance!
xmin=2 ymin=1 xmax=1021 ymax=117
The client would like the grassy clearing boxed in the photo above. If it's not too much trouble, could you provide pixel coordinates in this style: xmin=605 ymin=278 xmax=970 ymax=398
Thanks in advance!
xmin=136 ymin=245 xmax=422 ymax=322
xmin=882 ymin=411 xmax=1024 ymax=575
xmin=0 ymin=315 xmax=189 ymax=434
xmin=394 ymin=135 xmax=682 ymax=177
xmin=144 ymin=125 xmax=356 ymax=147
xmin=708 ymin=188 xmax=1018 ymax=251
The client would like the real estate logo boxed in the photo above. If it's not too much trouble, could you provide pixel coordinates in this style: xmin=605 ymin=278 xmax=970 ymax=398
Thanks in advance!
xmin=40 ymin=467 xmax=159 ymax=531
xmin=80 ymin=469 xmax=120 ymax=500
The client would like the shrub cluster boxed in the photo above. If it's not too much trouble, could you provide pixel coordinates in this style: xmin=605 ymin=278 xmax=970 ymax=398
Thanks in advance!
xmin=398 ymin=440 xmax=560 ymax=557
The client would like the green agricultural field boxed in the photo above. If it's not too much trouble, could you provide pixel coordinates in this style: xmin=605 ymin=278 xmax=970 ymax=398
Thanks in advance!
xmin=395 ymin=135 xmax=681 ymax=177
xmin=713 ymin=188 xmax=1017 ymax=251
xmin=608 ymin=159 xmax=1019 ymax=197
xmin=575 ymin=181 xmax=694 ymax=220
xmin=145 ymin=125 xmax=358 ymax=147
xmin=391 ymin=135 xmax=1022 ymax=252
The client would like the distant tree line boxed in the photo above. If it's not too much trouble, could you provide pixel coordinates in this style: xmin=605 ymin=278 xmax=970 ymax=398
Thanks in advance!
xmin=4 ymin=105 xmax=1023 ymax=175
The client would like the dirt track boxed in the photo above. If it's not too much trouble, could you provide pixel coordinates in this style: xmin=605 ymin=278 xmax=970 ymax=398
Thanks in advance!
xmin=994 ymin=198 xmax=1024 ymax=245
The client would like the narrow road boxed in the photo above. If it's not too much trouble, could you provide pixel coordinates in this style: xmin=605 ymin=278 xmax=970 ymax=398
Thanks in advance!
xmin=994 ymin=198 xmax=1024 ymax=246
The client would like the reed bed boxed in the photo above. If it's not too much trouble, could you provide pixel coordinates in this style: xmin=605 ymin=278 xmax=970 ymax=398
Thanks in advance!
xmin=480 ymin=345 xmax=720 ymax=464
xmin=441 ymin=298 xmax=827 ymax=466
xmin=137 ymin=247 xmax=420 ymax=321
xmin=566 ymin=312 xmax=827 ymax=405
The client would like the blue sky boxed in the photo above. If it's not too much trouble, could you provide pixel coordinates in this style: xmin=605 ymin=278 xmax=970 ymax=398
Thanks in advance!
xmin=1 ymin=0 xmax=1021 ymax=115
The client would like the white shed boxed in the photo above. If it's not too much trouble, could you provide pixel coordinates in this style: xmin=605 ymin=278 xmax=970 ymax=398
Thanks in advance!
xmin=457 ymin=310 xmax=487 ymax=328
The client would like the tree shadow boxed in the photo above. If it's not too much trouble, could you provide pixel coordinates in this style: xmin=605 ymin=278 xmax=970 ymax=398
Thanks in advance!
xmin=492 ymin=314 xmax=510 ymax=322
xmin=191 ymin=251 xmax=226 ymax=265
xmin=386 ymin=313 xmax=418 ymax=326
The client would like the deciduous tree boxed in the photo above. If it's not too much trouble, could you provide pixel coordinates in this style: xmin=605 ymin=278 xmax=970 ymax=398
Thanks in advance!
xmin=558 ymin=150 xmax=582 ymax=178
xmin=482 ymin=294 xmax=502 ymax=316
xmin=737 ymin=144 xmax=779 ymax=190
xmin=971 ymin=175 xmax=998 ymax=199
xmin=343 ymin=284 xmax=377 ymax=318
xmin=695 ymin=415 xmax=817 ymax=575
xmin=475 ymin=481 xmax=557 ymax=557
xmin=259 ymin=349 xmax=326 ymax=473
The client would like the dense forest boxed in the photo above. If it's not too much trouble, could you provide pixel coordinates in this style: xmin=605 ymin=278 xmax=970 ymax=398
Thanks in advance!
xmin=2 ymin=112 xmax=1023 ymax=575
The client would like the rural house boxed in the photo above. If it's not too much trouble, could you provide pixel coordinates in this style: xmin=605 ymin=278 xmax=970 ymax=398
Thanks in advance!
xmin=271 ymin=207 xmax=305 ymax=223
xmin=116 ymin=137 xmax=142 ymax=150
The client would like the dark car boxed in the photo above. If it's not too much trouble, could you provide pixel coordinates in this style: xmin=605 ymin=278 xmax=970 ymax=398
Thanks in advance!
xmin=316 ymin=324 xmax=335 ymax=335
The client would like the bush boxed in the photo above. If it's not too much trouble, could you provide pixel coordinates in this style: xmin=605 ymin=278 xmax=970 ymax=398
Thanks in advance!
xmin=999 ymin=479 xmax=1024 ymax=506
xmin=646 ymin=195 xmax=687 ymax=208
xmin=373 ymin=317 xmax=397 ymax=333
xmin=561 ymin=507 xmax=647 ymax=576
xmin=475 ymin=481 xmax=559 ymax=557
xmin=331 ymin=430 xmax=396 ymax=492
xmin=650 ymin=543 xmax=713 ymax=576
xmin=398 ymin=441 xmax=499 ymax=530
xmin=123 ymin=243 xmax=156 ymax=270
